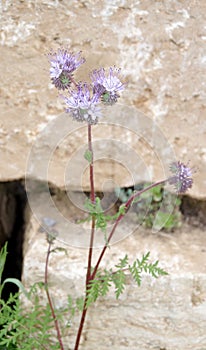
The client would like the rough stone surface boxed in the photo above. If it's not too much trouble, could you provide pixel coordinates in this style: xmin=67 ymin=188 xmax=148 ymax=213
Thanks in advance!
xmin=22 ymin=202 xmax=206 ymax=350
xmin=0 ymin=0 xmax=205 ymax=198
xmin=1 ymin=2 xmax=206 ymax=348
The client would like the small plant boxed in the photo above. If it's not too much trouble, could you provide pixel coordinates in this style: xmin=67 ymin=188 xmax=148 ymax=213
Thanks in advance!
xmin=0 ymin=243 xmax=83 ymax=350
xmin=0 ymin=48 xmax=195 ymax=349
xmin=116 ymin=184 xmax=182 ymax=231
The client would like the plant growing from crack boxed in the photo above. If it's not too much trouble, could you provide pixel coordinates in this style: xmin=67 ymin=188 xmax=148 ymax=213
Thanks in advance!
xmin=46 ymin=48 xmax=194 ymax=349
xmin=0 ymin=48 xmax=194 ymax=350
xmin=116 ymin=183 xmax=182 ymax=231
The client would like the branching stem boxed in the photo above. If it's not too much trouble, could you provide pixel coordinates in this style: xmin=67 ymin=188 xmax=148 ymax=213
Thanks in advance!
xmin=74 ymin=131 xmax=166 ymax=349
xmin=90 ymin=179 xmax=166 ymax=279
xmin=45 ymin=241 xmax=65 ymax=350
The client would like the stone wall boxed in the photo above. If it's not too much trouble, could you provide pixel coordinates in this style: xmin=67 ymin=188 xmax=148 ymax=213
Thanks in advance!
xmin=22 ymin=207 xmax=206 ymax=350
xmin=0 ymin=0 xmax=205 ymax=198
xmin=1 ymin=2 xmax=206 ymax=349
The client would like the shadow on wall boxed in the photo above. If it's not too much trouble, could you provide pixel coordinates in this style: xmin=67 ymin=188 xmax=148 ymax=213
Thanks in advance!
xmin=0 ymin=181 xmax=27 ymax=301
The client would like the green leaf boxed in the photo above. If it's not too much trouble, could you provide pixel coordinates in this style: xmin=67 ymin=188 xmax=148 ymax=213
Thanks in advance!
xmin=115 ymin=255 xmax=128 ymax=269
xmin=129 ymin=252 xmax=168 ymax=287
xmin=112 ymin=270 xmax=126 ymax=298
xmin=0 ymin=345 xmax=18 ymax=349
xmin=129 ymin=261 xmax=142 ymax=286
xmin=152 ymin=185 xmax=162 ymax=202
xmin=86 ymin=278 xmax=101 ymax=308
xmin=84 ymin=149 xmax=93 ymax=163
xmin=153 ymin=210 xmax=182 ymax=231
xmin=1 ymin=278 xmax=30 ymax=299
xmin=0 ymin=242 xmax=8 ymax=286
xmin=76 ymin=297 xmax=84 ymax=312
xmin=50 ymin=247 xmax=68 ymax=255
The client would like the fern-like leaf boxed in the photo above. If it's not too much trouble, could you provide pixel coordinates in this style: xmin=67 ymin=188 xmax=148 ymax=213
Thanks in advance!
xmin=111 ymin=270 xmax=126 ymax=299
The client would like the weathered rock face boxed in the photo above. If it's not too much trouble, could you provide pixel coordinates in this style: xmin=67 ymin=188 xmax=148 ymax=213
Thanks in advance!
xmin=22 ymin=205 xmax=206 ymax=350
xmin=1 ymin=2 xmax=206 ymax=348
xmin=0 ymin=0 xmax=205 ymax=198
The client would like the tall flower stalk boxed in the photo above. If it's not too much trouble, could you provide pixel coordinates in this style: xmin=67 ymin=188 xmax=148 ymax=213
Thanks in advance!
xmin=73 ymin=124 xmax=96 ymax=350
xmin=47 ymin=48 xmax=195 ymax=350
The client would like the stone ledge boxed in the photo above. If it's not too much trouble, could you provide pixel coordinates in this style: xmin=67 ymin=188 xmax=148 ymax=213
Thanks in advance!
xmin=22 ymin=208 xmax=206 ymax=349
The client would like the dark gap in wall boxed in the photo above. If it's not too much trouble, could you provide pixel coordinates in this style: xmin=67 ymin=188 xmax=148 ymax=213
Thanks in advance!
xmin=0 ymin=179 xmax=204 ymax=303
xmin=95 ymin=183 xmax=206 ymax=228
xmin=180 ymin=195 xmax=206 ymax=228
xmin=0 ymin=180 xmax=27 ymax=302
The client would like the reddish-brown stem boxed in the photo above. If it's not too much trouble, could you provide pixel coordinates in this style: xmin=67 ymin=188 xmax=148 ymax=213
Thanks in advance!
xmin=45 ymin=242 xmax=65 ymax=350
xmin=124 ymin=179 xmax=166 ymax=210
xmin=86 ymin=124 xmax=96 ymax=282
xmin=70 ymin=75 xmax=78 ymax=87
xmin=90 ymin=179 xmax=166 ymax=279
xmin=73 ymin=299 xmax=87 ymax=350
xmin=86 ymin=217 xmax=95 ymax=285
xmin=74 ymin=124 xmax=96 ymax=350
xmin=90 ymin=216 xmax=122 ymax=280
xmin=74 ymin=129 xmax=166 ymax=349
xmin=88 ymin=124 xmax=95 ymax=203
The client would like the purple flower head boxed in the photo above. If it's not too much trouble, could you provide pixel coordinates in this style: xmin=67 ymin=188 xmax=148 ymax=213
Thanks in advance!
xmin=64 ymin=83 xmax=102 ymax=124
xmin=91 ymin=67 xmax=125 ymax=105
xmin=168 ymin=161 xmax=194 ymax=193
xmin=48 ymin=49 xmax=85 ymax=90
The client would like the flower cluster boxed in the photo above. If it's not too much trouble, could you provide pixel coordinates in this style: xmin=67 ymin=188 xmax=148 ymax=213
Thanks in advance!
xmin=168 ymin=161 xmax=194 ymax=193
xmin=91 ymin=67 xmax=125 ymax=105
xmin=64 ymin=83 xmax=101 ymax=125
xmin=48 ymin=48 xmax=125 ymax=124
xmin=48 ymin=49 xmax=85 ymax=90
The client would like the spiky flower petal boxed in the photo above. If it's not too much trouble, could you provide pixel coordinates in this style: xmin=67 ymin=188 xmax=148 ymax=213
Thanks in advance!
xmin=168 ymin=161 xmax=194 ymax=193
xmin=91 ymin=67 xmax=125 ymax=105
xmin=48 ymin=49 xmax=85 ymax=90
xmin=64 ymin=83 xmax=102 ymax=124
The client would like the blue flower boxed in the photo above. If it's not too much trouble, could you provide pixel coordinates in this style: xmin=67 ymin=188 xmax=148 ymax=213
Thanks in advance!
xmin=48 ymin=49 xmax=85 ymax=90
xmin=91 ymin=67 xmax=125 ymax=105
xmin=168 ymin=161 xmax=194 ymax=193
xmin=64 ymin=83 xmax=102 ymax=124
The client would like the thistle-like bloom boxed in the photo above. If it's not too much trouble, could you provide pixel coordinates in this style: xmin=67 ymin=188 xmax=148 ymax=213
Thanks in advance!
xmin=48 ymin=49 xmax=85 ymax=90
xmin=91 ymin=67 xmax=125 ymax=105
xmin=64 ymin=83 xmax=102 ymax=124
xmin=168 ymin=161 xmax=194 ymax=193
